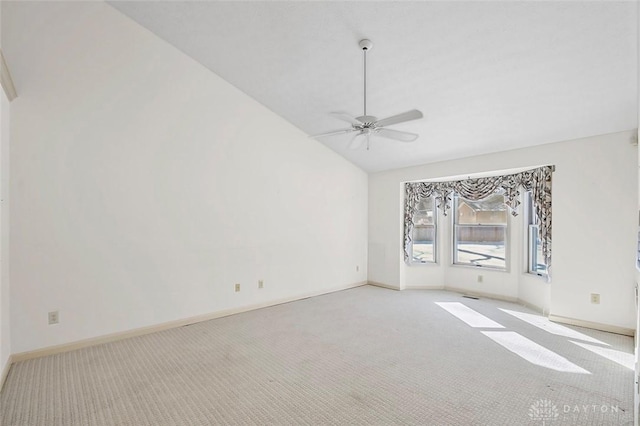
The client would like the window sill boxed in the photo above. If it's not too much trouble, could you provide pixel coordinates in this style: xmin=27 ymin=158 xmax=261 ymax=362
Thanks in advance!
xmin=525 ymin=272 xmax=549 ymax=281
xmin=408 ymin=261 xmax=439 ymax=267
xmin=450 ymin=263 xmax=509 ymax=273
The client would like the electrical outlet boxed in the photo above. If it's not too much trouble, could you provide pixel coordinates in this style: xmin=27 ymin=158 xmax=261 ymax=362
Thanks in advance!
xmin=356 ymin=265 xmax=359 ymax=272
xmin=477 ymin=275 xmax=483 ymax=283
xmin=235 ymin=283 xmax=240 ymax=292
xmin=48 ymin=311 xmax=59 ymax=325
xmin=258 ymin=280 xmax=263 ymax=289
xmin=591 ymin=293 xmax=600 ymax=304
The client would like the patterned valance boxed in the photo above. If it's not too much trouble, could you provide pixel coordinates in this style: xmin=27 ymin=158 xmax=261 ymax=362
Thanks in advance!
xmin=403 ymin=166 xmax=553 ymax=270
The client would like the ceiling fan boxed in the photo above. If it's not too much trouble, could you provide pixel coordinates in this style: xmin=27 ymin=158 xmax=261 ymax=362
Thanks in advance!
xmin=311 ymin=39 xmax=424 ymax=150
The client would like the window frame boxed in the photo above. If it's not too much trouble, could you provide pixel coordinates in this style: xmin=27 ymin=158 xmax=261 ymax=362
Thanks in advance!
xmin=525 ymin=191 xmax=548 ymax=278
xmin=409 ymin=196 xmax=438 ymax=265
xmin=452 ymin=192 xmax=509 ymax=271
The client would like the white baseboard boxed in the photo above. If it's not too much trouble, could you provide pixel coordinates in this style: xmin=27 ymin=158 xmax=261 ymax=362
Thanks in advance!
xmin=0 ymin=354 xmax=12 ymax=392
xmin=12 ymin=281 xmax=367 ymax=363
xmin=367 ymin=281 xmax=401 ymax=291
xmin=445 ymin=286 xmax=519 ymax=303
xmin=368 ymin=285 xmax=629 ymax=336
xmin=517 ymin=299 xmax=546 ymax=315
xmin=548 ymin=314 xmax=634 ymax=337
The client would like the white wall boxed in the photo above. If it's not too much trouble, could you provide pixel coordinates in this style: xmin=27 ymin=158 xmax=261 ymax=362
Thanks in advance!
xmin=635 ymin=137 xmax=640 ymax=424
xmin=0 ymin=90 xmax=9 ymax=377
xmin=0 ymin=0 xmax=11 ymax=379
xmin=369 ymin=130 xmax=637 ymax=330
xmin=635 ymin=6 xmax=640 ymax=424
xmin=4 ymin=2 xmax=368 ymax=354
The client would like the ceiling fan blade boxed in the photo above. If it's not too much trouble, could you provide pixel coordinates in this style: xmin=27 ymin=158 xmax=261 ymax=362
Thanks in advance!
xmin=310 ymin=128 xmax=357 ymax=139
xmin=377 ymin=128 xmax=419 ymax=142
xmin=330 ymin=112 xmax=364 ymax=126
xmin=348 ymin=132 xmax=364 ymax=150
xmin=375 ymin=109 xmax=423 ymax=127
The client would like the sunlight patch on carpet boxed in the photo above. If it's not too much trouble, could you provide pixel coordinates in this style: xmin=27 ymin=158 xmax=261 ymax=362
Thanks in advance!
xmin=500 ymin=309 xmax=608 ymax=346
xmin=435 ymin=302 xmax=504 ymax=328
xmin=571 ymin=341 xmax=634 ymax=370
xmin=483 ymin=331 xmax=590 ymax=374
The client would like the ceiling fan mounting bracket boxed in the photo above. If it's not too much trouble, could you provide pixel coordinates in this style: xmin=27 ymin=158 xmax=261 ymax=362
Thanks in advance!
xmin=359 ymin=39 xmax=373 ymax=51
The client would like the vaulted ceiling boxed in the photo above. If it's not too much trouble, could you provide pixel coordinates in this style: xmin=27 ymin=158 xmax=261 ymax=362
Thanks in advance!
xmin=109 ymin=1 xmax=638 ymax=173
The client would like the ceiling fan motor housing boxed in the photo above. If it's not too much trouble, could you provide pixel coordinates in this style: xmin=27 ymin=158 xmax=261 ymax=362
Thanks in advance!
xmin=356 ymin=115 xmax=377 ymax=126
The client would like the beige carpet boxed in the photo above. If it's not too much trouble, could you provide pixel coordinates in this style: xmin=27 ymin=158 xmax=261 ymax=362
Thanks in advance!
xmin=0 ymin=285 xmax=634 ymax=425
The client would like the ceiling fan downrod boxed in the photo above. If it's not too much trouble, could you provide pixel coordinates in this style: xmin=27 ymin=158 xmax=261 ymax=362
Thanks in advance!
xmin=359 ymin=39 xmax=373 ymax=118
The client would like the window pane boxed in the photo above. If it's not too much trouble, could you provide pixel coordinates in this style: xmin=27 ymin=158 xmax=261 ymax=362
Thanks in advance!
xmin=455 ymin=226 xmax=506 ymax=268
xmin=527 ymin=192 xmax=548 ymax=277
xmin=526 ymin=192 xmax=537 ymax=225
xmin=454 ymin=192 xmax=507 ymax=269
xmin=412 ymin=197 xmax=435 ymax=263
xmin=412 ymin=225 xmax=435 ymax=263
xmin=414 ymin=198 xmax=434 ymax=225
xmin=456 ymin=193 xmax=507 ymax=225
xmin=529 ymin=225 xmax=548 ymax=275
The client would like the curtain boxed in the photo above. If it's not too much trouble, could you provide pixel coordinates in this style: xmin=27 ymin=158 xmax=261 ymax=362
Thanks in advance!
xmin=403 ymin=165 xmax=553 ymax=270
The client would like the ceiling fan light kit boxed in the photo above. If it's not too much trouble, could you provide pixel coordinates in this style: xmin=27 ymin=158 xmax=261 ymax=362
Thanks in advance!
xmin=312 ymin=39 xmax=424 ymax=150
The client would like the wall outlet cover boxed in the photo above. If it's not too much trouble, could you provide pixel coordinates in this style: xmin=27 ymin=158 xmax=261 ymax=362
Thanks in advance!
xmin=48 ymin=311 xmax=59 ymax=325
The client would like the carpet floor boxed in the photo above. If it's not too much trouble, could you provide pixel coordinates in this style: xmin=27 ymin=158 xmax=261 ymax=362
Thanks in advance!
xmin=0 ymin=285 xmax=634 ymax=425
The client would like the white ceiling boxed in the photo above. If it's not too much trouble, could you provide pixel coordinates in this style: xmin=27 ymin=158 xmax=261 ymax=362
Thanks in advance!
xmin=108 ymin=1 xmax=638 ymax=173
